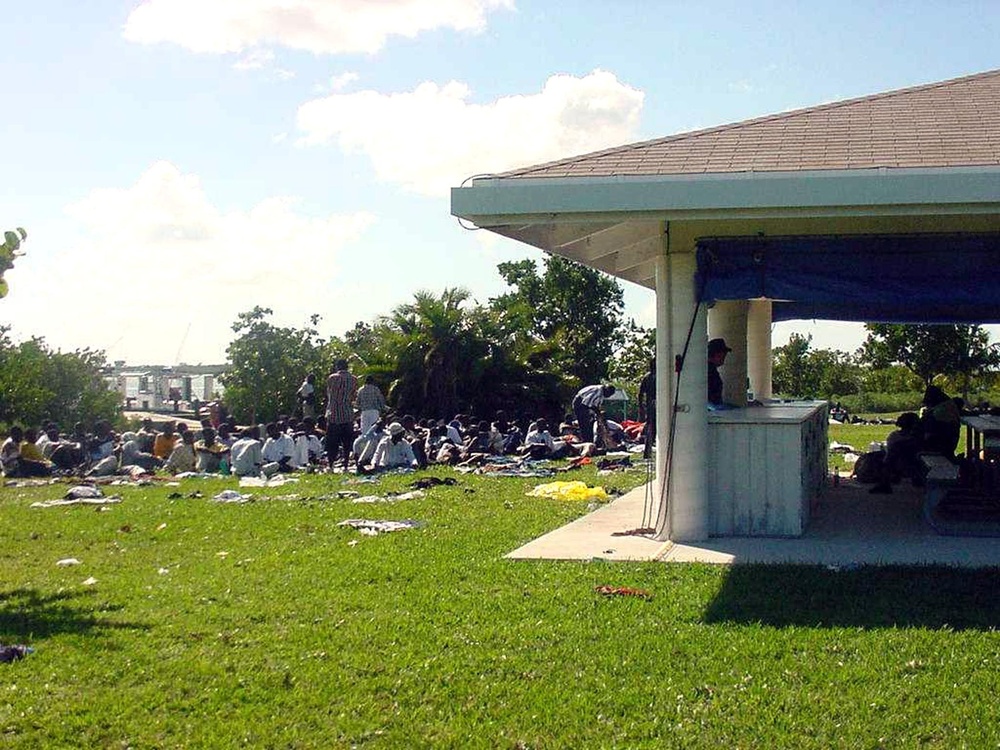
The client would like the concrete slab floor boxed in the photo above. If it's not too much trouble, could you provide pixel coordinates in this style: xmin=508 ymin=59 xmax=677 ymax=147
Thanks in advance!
xmin=507 ymin=480 xmax=1000 ymax=568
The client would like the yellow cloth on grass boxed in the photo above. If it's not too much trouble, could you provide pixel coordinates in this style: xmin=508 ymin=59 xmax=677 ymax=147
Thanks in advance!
xmin=526 ymin=480 xmax=609 ymax=501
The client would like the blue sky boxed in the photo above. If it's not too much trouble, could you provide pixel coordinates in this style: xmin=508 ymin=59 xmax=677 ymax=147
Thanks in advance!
xmin=2 ymin=1 xmax=998 ymax=365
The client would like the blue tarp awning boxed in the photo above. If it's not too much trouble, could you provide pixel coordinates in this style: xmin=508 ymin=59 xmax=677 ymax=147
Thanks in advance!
xmin=696 ymin=234 xmax=1000 ymax=323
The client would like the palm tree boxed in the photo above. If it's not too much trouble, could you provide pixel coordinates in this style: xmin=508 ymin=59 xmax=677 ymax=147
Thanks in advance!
xmin=382 ymin=288 xmax=477 ymax=419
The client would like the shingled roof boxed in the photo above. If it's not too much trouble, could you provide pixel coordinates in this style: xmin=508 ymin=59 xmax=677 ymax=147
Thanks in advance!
xmin=499 ymin=69 xmax=1000 ymax=179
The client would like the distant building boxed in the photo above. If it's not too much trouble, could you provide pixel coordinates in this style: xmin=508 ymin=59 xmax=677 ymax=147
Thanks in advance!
xmin=104 ymin=362 xmax=227 ymax=412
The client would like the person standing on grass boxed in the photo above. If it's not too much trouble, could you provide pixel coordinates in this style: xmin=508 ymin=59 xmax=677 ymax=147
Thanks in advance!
xmin=355 ymin=375 xmax=386 ymax=436
xmin=572 ymin=383 xmax=616 ymax=444
xmin=325 ymin=358 xmax=358 ymax=472
xmin=296 ymin=373 xmax=317 ymax=419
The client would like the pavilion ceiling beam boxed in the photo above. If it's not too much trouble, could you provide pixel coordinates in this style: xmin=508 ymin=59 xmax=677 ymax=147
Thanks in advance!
xmin=587 ymin=236 xmax=662 ymax=275
xmin=488 ymin=221 xmax=618 ymax=251
xmin=559 ymin=220 xmax=662 ymax=261
xmin=618 ymin=257 xmax=658 ymax=288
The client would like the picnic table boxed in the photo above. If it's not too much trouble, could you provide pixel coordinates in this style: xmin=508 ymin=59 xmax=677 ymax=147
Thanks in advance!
xmin=921 ymin=416 xmax=1000 ymax=535
xmin=960 ymin=414 xmax=1000 ymax=461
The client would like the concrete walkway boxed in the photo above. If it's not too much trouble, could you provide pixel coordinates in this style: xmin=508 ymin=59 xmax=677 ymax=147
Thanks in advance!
xmin=508 ymin=480 xmax=1000 ymax=568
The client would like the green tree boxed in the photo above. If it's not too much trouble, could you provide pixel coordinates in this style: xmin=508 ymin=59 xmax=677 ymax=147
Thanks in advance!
xmin=772 ymin=333 xmax=814 ymax=397
xmin=491 ymin=256 xmax=624 ymax=386
xmin=860 ymin=323 xmax=1000 ymax=395
xmin=376 ymin=288 xmax=485 ymax=419
xmin=609 ymin=320 xmax=655 ymax=410
xmin=0 ymin=227 xmax=26 ymax=299
xmin=859 ymin=364 xmax=923 ymax=394
xmin=0 ymin=327 xmax=119 ymax=427
xmin=462 ymin=304 xmax=574 ymax=421
xmin=772 ymin=333 xmax=860 ymax=398
xmin=221 ymin=307 xmax=328 ymax=423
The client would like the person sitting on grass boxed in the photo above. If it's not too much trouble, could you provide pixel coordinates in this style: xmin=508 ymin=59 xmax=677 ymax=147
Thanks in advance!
xmin=88 ymin=420 xmax=116 ymax=464
xmin=2 ymin=426 xmax=52 ymax=477
xmin=165 ymin=430 xmax=197 ymax=474
xmin=194 ymin=427 xmax=229 ymax=473
xmin=19 ymin=428 xmax=54 ymax=476
xmin=400 ymin=415 xmax=429 ymax=468
xmin=119 ymin=431 xmax=163 ymax=473
xmin=42 ymin=425 xmax=84 ymax=471
xmin=1 ymin=426 xmax=23 ymax=477
xmin=153 ymin=422 xmax=179 ymax=460
xmin=293 ymin=417 xmax=325 ymax=469
xmin=137 ymin=418 xmax=157 ymax=453
xmin=262 ymin=422 xmax=296 ymax=473
xmin=522 ymin=418 xmax=568 ymax=460
xmin=364 ymin=421 xmax=418 ymax=472
xmin=230 ymin=427 xmax=264 ymax=477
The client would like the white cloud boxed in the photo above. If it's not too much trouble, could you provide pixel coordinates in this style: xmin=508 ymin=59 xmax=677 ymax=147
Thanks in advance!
xmin=123 ymin=0 xmax=514 ymax=55
xmin=50 ymin=162 xmax=375 ymax=363
xmin=233 ymin=48 xmax=274 ymax=71
xmin=329 ymin=72 xmax=360 ymax=91
xmin=296 ymin=69 xmax=645 ymax=196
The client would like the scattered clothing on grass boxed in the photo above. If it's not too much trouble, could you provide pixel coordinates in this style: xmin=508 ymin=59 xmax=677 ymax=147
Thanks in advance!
xmin=337 ymin=519 xmax=423 ymax=535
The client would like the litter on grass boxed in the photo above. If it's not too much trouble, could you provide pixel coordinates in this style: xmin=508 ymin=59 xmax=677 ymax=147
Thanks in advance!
xmin=454 ymin=456 xmax=554 ymax=478
xmin=829 ymin=442 xmax=857 ymax=454
xmin=56 ymin=558 xmax=82 ymax=567
xmin=213 ymin=490 xmax=253 ymax=504
xmin=31 ymin=496 xmax=121 ymax=508
xmin=65 ymin=485 xmax=102 ymax=499
xmin=527 ymin=480 xmax=609 ymax=502
xmin=351 ymin=490 xmax=426 ymax=504
xmin=4 ymin=478 xmax=56 ymax=488
xmin=239 ymin=475 xmax=300 ymax=487
xmin=337 ymin=519 xmax=423 ymax=535
xmin=595 ymin=585 xmax=652 ymax=600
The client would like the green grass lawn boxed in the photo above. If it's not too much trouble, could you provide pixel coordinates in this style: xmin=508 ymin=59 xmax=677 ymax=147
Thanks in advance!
xmin=829 ymin=422 xmax=896 ymax=474
xmin=2 ymin=465 xmax=1000 ymax=748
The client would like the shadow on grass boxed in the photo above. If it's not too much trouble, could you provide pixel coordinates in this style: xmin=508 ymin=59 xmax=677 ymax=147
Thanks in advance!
xmin=0 ymin=588 xmax=151 ymax=640
xmin=703 ymin=564 xmax=1000 ymax=630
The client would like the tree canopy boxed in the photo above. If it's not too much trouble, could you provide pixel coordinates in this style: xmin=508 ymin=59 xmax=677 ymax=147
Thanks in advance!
xmin=492 ymin=257 xmax=624 ymax=386
xmin=0 ymin=326 xmax=120 ymax=428
xmin=860 ymin=323 xmax=1000 ymax=393
xmin=220 ymin=307 xmax=332 ymax=424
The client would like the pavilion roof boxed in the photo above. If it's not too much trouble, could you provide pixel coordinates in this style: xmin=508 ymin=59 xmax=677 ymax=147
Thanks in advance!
xmin=498 ymin=69 xmax=1000 ymax=179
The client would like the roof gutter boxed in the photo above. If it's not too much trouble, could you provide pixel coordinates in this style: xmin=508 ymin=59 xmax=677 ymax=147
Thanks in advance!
xmin=451 ymin=166 xmax=1000 ymax=225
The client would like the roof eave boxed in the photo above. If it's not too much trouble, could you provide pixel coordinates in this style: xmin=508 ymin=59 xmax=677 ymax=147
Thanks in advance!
xmin=451 ymin=166 xmax=1000 ymax=227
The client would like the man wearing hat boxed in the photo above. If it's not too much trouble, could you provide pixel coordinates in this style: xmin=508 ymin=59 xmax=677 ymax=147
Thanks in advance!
xmin=707 ymin=338 xmax=732 ymax=407
xmin=369 ymin=421 xmax=418 ymax=471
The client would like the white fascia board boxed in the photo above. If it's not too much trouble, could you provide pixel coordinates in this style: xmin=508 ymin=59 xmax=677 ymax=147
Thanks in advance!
xmin=450 ymin=166 xmax=1000 ymax=224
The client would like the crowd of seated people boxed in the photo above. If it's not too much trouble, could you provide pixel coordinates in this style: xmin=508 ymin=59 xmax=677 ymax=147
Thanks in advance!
xmin=1 ymin=396 xmax=641 ymax=480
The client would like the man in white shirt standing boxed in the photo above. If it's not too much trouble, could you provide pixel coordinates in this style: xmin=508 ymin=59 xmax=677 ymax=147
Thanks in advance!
xmin=296 ymin=374 xmax=317 ymax=419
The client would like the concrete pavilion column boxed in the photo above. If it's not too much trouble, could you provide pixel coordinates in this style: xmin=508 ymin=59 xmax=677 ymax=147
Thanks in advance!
xmin=747 ymin=299 xmax=773 ymax=400
xmin=708 ymin=300 xmax=749 ymax=406
xmin=654 ymin=241 xmax=709 ymax=542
